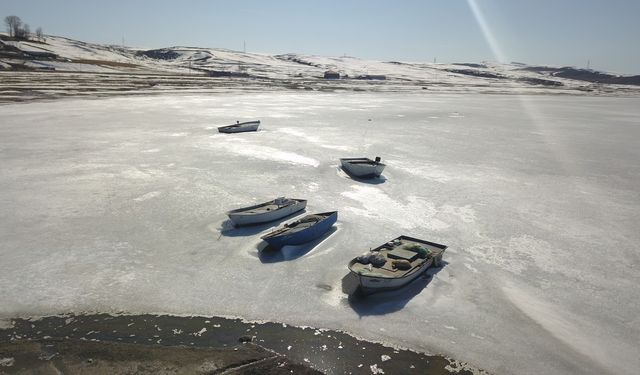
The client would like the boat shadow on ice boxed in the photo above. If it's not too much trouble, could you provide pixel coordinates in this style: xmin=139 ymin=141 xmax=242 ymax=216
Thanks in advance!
xmin=336 ymin=166 xmax=387 ymax=185
xmin=342 ymin=261 xmax=448 ymax=316
xmin=257 ymin=226 xmax=338 ymax=263
xmin=217 ymin=212 xmax=306 ymax=238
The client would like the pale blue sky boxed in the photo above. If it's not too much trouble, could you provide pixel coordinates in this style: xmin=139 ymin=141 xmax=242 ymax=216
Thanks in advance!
xmin=2 ymin=0 xmax=638 ymax=74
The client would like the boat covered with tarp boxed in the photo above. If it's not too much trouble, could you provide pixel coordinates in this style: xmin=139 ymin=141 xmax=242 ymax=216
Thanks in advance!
xmin=261 ymin=211 xmax=338 ymax=248
xmin=348 ymin=235 xmax=446 ymax=294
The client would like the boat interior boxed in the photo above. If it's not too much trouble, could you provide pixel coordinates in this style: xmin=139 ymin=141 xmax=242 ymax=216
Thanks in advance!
xmin=219 ymin=120 xmax=259 ymax=129
xmin=341 ymin=157 xmax=385 ymax=166
xmin=262 ymin=213 xmax=330 ymax=238
xmin=231 ymin=198 xmax=299 ymax=215
xmin=242 ymin=203 xmax=281 ymax=214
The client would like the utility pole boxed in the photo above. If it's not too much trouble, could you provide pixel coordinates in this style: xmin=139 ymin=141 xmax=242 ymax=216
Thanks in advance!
xmin=122 ymin=36 xmax=125 ymax=48
xmin=587 ymin=59 xmax=590 ymax=70
xmin=243 ymin=40 xmax=246 ymax=53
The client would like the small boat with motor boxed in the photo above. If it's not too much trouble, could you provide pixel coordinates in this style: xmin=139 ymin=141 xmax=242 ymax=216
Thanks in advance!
xmin=261 ymin=211 xmax=338 ymax=248
xmin=340 ymin=156 xmax=385 ymax=178
xmin=227 ymin=197 xmax=307 ymax=226
xmin=348 ymin=235 xmax=446 ymax=294
xmin=218 ymin=120 xmax=260 ymax=133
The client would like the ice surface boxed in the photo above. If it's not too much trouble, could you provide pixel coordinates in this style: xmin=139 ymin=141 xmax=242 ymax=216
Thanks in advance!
xmin=1 ymin=92 xmax=639 ymax=375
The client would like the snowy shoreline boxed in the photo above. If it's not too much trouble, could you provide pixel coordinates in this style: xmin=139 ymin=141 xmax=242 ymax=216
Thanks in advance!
xmin=0 ymin=313 xmax=486 ymax=374
xmin=2 ymin=70 xmax=639 ymax=105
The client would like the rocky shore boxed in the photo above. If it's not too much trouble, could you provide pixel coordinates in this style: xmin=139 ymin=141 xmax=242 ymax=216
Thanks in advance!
xmin=0 ymin=314 xmax=484 ymax=374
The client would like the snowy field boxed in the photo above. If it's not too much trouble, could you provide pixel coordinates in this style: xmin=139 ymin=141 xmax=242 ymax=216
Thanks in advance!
xmin=1 ymin=92 xmax=639 ymax=374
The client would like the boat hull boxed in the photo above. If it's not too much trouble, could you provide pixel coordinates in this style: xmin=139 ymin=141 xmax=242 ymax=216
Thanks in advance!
xmin=262 ymin=211 xmax=337 ymax=248
xmin=228 ymin=199 xmax=307 ymax=226
xmin=218 ymin=121 xmax=260 ymax=133
xmin=353 ymin=256 xmax=438 ymax=294
xmin=340 ymin=158 xmax=385 ymax=178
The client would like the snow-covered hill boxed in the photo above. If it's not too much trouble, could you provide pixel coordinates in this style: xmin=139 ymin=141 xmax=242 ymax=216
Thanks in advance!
xmin=1 ymin=34 xmax=639 ymax=102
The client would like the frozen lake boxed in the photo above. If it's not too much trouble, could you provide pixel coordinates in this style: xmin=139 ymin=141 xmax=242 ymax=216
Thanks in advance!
xmin=1 ymin=92 xmax=639 ymax=374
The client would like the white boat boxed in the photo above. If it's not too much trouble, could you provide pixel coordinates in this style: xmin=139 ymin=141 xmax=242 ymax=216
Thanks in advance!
xmin=340 ymin=156 xmax=385 ymax=178
xmin=227 ymin=197 xmax=306 ymax=226
xmin=348 ymin=235 xmax=446 ymax=294
xmin=218 ymin=120 xmax=260 ymax=133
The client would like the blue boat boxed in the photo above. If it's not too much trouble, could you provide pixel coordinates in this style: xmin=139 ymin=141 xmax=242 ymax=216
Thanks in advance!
xmin=261 ymin=211 xmax=338 ymax=248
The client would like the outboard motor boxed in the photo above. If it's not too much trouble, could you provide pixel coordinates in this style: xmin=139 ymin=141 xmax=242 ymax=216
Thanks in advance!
xmin=374 ymin=156 xmax=381 ymax=164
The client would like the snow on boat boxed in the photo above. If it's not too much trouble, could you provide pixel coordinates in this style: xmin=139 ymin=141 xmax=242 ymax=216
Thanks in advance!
xmin=218 ymin=120 xmax=260 ymax=133
xmin=261 ymin=211 xmax=338 ymax=248
xmin=348 ymin=235 xmax=446 ymax=294
xmin=340 ymin=156 xmax=386 ymax=178
xmin=227 ymin=197 xmax=307 ymax=226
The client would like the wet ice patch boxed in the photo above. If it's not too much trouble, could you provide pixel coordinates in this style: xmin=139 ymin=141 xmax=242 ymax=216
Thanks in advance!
xmin=209 ymin=140 xmax=319 ymax=167
xmin=133 ymin=191 xmax=162 ymax=202
xmin=193 ymin=327 xmax=207 ymax=336
xmin=320 ymin=144 xmax=355 ymax=151
xmin=467 ymin=235 xmax=559 ymax=276
xmin=277 ymin=128 xmax=355 ymax=152
xmin=267 ymin=113 xmax=297 ymax=118
xmin=463 ymin=263 xmax=479 ymax=273
xmin=341 ymin=185 xmax=449 ymax=231
xmin=466 ymin=242 xmax=527 ymax=274
xmin=503 ymin=285 xmax=638 ymax=374
xmin=386 ymin=160 xmax=454 ymax=183
xmin=107 ymin=272 xmax=136 ymax=286
xmin=121 ymin=167 xmax=163 ymax=180
xmin=276 ymin=128 xmax=321 ymax=143
xmin=320 ymin=280 xmax=345 ymax=307
xmin=442 ymin=204 xmax=476 ymax=223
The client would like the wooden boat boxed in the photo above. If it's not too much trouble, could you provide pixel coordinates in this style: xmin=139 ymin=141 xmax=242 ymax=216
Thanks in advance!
xmin=348 ymin=235 xmax=446 ymax=294
xmin=261 ymin=211 xmax=338 ymax=248
xmin=340 ymin=156 xmax=385 ymax=178
xmin=218 ymin=120 xmax=260 ymax=133
xmin=227 ymin=197 xmax=307 ymax=226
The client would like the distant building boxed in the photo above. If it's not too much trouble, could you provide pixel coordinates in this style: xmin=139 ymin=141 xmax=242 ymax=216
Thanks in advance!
xmin=324 ymin=70 xmax=340 ymax=79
